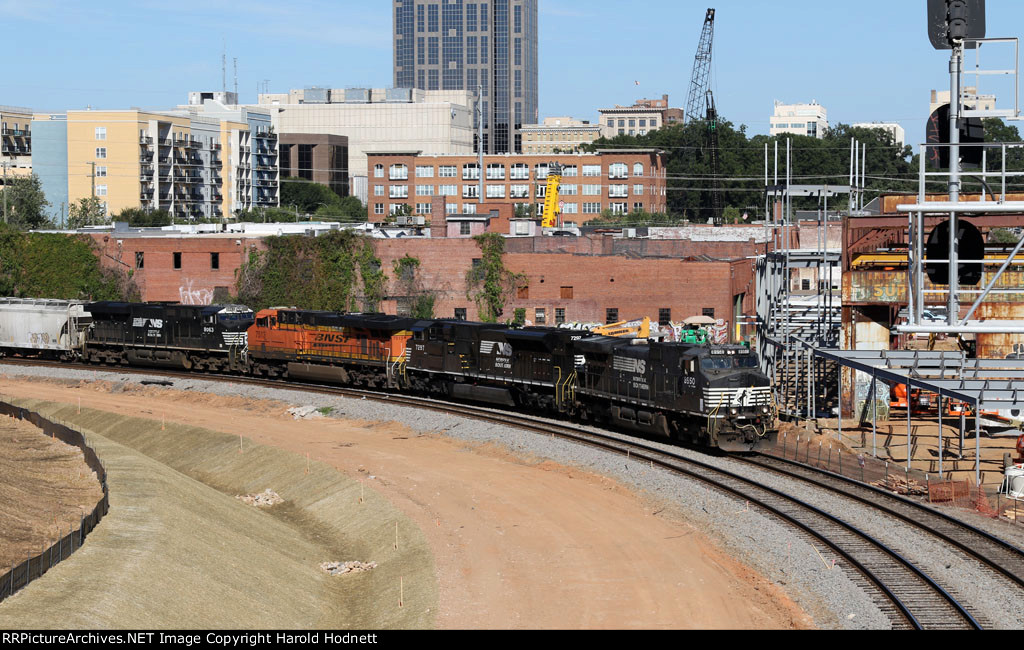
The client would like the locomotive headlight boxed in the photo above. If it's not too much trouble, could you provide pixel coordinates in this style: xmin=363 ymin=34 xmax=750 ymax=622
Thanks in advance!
xmin=729 ymin=408 xmax=738 ymax=416
xmin=762 ymin=407 xmax=770 ymax=414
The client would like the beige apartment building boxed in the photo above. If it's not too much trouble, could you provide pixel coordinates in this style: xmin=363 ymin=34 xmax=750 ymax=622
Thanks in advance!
xmin=521 ymin=117 xmax=601 ymax=154
xmin=61 ymin=109 xmax=275 ymax=220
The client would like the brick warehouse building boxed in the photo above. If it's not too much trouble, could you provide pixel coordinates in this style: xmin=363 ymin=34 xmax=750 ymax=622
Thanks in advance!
xmin=366 ymin=149 xmax=667 ymax=224
xmin=87 ymin=226 xmax=759 ymax=341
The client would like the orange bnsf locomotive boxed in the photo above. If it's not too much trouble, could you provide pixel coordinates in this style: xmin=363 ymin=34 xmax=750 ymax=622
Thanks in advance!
xmin=247 ymin=308 xmax=416 ymax=388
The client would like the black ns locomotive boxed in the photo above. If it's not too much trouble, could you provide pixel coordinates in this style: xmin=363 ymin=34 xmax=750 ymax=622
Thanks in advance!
xmin=84 ymin=302 xmax=254 ymax=372
xmin=575 ymin=337 xmax=775 ymax=452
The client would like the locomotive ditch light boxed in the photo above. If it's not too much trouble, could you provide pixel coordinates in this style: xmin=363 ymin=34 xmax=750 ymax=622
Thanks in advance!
xmin=730 ymin=408 xmax=738 ymax=415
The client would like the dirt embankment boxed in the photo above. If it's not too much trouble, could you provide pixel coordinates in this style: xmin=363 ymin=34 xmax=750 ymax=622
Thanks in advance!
xmin=0 ymin=398 xmax=436 ymax=630
xmin=0 ymin=377 xmax=814 ymax=629
xmin=0 ymin=415 xmax=103 ymax=570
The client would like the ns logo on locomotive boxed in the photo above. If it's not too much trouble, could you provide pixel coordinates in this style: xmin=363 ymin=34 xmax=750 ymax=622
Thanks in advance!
xmin=0 ymin=298 xmax=776 ymax=453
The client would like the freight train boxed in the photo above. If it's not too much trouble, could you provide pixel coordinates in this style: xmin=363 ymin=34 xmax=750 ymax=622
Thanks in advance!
xmin=0 ymin=298 xmax=776 ymax=452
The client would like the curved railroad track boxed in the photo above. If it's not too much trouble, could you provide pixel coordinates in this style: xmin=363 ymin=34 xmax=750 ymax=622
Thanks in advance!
xmin=0 ymin=358 xmax=1007 ymax=629
xmin=741 ymin=453 xmax=1024 ymax=588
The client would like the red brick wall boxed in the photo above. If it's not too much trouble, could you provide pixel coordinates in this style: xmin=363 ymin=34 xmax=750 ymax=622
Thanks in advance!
xmin=374 ymin=238 xmax=756 ymax=339
xmin=90 ymin=234 xmax=267 ymax=304
xmin=90 ymin=233 xmax=757 ymax=338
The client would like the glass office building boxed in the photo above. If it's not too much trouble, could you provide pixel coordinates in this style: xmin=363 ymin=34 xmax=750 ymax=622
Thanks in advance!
xmin=394 ymin=0 xmax=538 ymax=155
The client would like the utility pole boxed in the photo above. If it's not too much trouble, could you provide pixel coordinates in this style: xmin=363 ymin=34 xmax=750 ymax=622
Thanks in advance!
xmin=2 ymin=161 xmax=8 ymax=224
xmin=477 ymin=83 xmax=484 ymax=206
xmin=89 ymin=162 xmax=97 ymax=225
xmin=947 ymin=43 xmax=963 ymax=326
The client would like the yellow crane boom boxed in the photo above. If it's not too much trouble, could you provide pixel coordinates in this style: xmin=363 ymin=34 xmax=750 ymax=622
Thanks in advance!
xmin=590 ymin=317 xmax=651 ymax=339
xmin=541 ymin=162 xmax=562 ymax=228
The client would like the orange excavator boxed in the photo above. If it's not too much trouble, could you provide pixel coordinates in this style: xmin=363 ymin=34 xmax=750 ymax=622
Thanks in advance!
xmin=890 ymin=384 xmax=936 ymax=413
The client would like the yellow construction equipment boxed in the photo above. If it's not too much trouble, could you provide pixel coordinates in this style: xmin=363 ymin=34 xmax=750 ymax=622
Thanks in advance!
xmin=590 ymin=317 xmax=650 ymax=339
xmin=541 ymin=162 xmax=562 ymax=228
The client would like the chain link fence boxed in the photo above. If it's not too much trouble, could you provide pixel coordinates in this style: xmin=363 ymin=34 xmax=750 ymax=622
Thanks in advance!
xmin=770 ymin=426 xmax=1023 ymax=527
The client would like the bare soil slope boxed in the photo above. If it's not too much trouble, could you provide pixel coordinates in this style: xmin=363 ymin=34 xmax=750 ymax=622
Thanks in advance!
xmin=0 ymin=398 xmax=435 ymax=629
xmin=0 ymin=414 xmax=103 ymax=570
xmin=0 ymin=378 xmax=812 ymax=629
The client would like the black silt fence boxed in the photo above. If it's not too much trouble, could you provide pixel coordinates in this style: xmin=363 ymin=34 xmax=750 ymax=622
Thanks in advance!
xmin=0 ymin=403 xmax=109 ymax=603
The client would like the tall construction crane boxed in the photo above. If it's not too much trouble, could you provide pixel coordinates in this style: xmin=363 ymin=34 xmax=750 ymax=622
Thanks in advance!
xmin=685 ymin=9 xmax=716 ymax=124
xmin=685 ymin=8 xmax=724 ymax=226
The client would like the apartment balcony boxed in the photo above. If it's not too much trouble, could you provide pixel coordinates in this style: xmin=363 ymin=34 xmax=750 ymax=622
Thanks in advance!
xmin=1 ymin=128 xmax=30 ymax=137
xmin=140 ymin=152 xmax=154 ymax=163
xmin=254 ymin=130 xmax=277 ymax=140
xmin=139 ymin=135 xmax=153 ymax=145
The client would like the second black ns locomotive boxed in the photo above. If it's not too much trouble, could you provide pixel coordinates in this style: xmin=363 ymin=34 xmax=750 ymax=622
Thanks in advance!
xmin=404 ymin=320 xmax=775 ymax=452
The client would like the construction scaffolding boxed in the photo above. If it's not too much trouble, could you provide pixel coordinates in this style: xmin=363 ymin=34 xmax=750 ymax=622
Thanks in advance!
xmin=756 ymin=138 xmax=858 ymax=418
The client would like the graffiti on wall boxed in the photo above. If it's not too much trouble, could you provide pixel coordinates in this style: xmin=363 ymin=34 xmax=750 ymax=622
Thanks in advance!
xmin=179 ymin=279 xmax=214 ymax=306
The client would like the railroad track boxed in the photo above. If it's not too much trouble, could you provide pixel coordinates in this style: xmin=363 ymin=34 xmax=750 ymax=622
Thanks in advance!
xmin=0 ymin=358 xmax=1004 ymax=629
xmin=742 ymin=453 xmax=1024 ymax=595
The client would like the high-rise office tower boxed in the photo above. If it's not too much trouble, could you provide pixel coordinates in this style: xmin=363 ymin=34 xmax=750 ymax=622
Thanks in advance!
xmin=394 ymin=0 xmax=538 ymax=154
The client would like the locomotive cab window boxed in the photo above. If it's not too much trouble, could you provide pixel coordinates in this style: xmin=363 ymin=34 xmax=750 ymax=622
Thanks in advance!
xmin=256 ymin=317 xmax=268 ymax=327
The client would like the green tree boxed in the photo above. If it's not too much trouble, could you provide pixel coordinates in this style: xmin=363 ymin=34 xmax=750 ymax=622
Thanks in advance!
xmin=980 ymin=118 xmax=1024 ymax=193
xmin=280 ymin=177 xmax=346 ymax=214
xmin=235 ymin=229 xmax=384 ymax=312
xmin=584 ymin=116 xmax=916 ymax=222
xmin=235 ymin=206 xmax=300 ymax=222
xmin=0 ymin=225 xmax=137 ymax=300
xmin=392 ymin=254 xmax=436 ymax=318
xmin=3 ymin=174 xmax=51 ymax=230
xmin=114 ymin=207 xmax=172 ymax=227
xmin=67 ymin=197 xmax=107 ymax=229
xmin=390 ymin=203 xmax=414 ymax=219
xmin=316 ymin=195 xmax=366 ymax=222
xmin=989 ymin=228 xmax=1021 ymax=244
xmin=465 ymin=233 xmax=526 ymax=322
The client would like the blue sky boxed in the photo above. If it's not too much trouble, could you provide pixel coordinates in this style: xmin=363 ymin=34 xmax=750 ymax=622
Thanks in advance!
xmin=4 ymin=0 xmax=1022 ymax=149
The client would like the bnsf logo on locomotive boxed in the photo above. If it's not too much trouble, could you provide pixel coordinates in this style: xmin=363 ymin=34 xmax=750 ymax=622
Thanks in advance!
xmin=314 ymin=333 xmax=348 ymax=343
xmin=613 ymin=356 xmax=646 ymax=375
xmin=132 ymin=318 xmax=164 ymax=329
